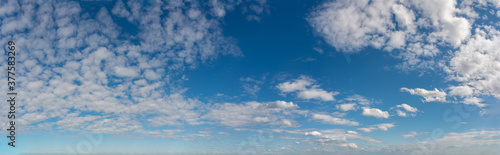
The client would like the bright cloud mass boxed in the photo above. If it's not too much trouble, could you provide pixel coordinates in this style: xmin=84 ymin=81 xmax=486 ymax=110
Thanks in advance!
xmin=0 ymin=0 xmax=499 ymax=154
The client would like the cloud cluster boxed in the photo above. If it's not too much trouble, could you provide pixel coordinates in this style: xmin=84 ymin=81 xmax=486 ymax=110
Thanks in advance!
xmin=277 ymin=76 xmax=339 ymax=101
xmin=393 ymin=103 xmax=419 ymax=117
xmin=401 ymin=87 xmax=486 ymax=107
xmin=310 ymin=113 xmax=359 ymax=126
xmin=0 ymin=0 xmax=270 ymax=136
xmin=445 ymin=26 xmax=500 ymax=102
xmin=203 ymin=100 xmax=300 ymax=127
xmin=308 ymin=0 xmax=472 ymax=70
xmin=336 ymin=94 xmax=373 ymax=111
xmin=401 ymin=131 xmax=420 ymax=138
xmin=373 ymin=130 xmax=500 ymax=154
xmin=358 ymin=123 xmax=395 ymax=133
xmin=297 ymin=129 xmax=380 ymax=148
xmin=401 ymin=87 xmax=447 ymax=102
xmin=308 ymin=0 xmax=500 ymax=109
xmin=361 ymin=107 xmax=390 ymax=119
xmin=240 ymin=76 xmax=265 ymax=96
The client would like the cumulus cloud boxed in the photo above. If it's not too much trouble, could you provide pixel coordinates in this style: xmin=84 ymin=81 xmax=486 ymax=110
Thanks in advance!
xmin=305 ymin=131 xmax=322 ymax=136
xmin=276 ymin=75 xmax=314 ymax=92
xmin=358 ymin=123 xmax=395 ymax=133
xmin=311 ymin=113 xmax=359 ymax=126
xmin=307 ymin=0 xmax=471 ymax=70
xmin=445 ymin=26 xmax=500 ymax=101
xmin=308 ymin=0 xmax=500 ymax=109
xmin=265 ymin=100 xmax=299 ymax=109
xmin=336 ymin=94 xmax=374 ymax=111
xmin=401 ymin=87 xmax=486 ymax=107
xmin=344 ymin=94 xmax=372 ymax=105
xmin=277 ymin=76 xmax=339 ymax=101
xmin=336 ymin=103 xmax=357 ymax=111
xmin=297 ymin=88 xmax=338 ymax=101
xmin=341 ymin=143 xmax=358 ymax=149
xmin=448 ymin=85 xmax=475 ymax=97
xmin=398 ymin=104 xmax=418 ymax=112
xmin=393 ymin=104 xmax=419 ymax=117
xmin=463 ymin=97 xmax=486 ymax=107
xmin=361 ymin=108 xmax=390 ymax=119
xmin=401 ymin=87 xmax=447 ymax=102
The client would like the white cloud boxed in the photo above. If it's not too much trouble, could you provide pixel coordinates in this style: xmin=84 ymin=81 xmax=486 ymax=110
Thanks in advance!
xmin=397 ymin=104 xmax=418 ymax=112
xmin=307 ymin=0 xmax=397 ymax=52
xmin=111 ymin=0 xmax=130 ymax=18
xmin=305 ymin=131 xmax=322 ymax=136
xmin=0 ymin=0 xmax=271 ymax=136
xmin=396 ymin=109 xmax=407 ymax=117
xmin=288 ymin=128 xmax=380 ymax=149
xmin=394 ymin=103 xmax=420 ymax=117
xmin=401 ymin=131 xmax=420 ymax=138
xmin=335 ymin=94 xmax=374 ymax=111
xmin=276 ymin=75 xmax=313 ymax=92
xmin=302 ymin=129 xmax=381 ymax=146
xmin=463 ymin=97 xmax=486 ymax=107
xmin=26 ymin=81 xmax=44 ymax=90
xmin=401 ymin=87 xmax=447 ymax=102
xmin=277 ymin=76 xmax=339 ymax=101
xmin=344 ymin=94 xmax=372 ymax=105
xmin=253 ymin=117 xmax=270 ymax=123
xmin=202 ymin=100 xmax=299 ymax=127
xmin=336 ymin=103 xmax=357 ymax=111
xmin=308 ymin=0 xmax=470 ymax=51
xmin=265 ymin=100 xmax=299 ymax=109
xmin=331 ymin=112 xmax=347 ymax=117
xmin=297 ymin=87 xmax=338 ymax=101
xmin=445 ymin=26 xmax=500 ymax=101
xmin=361 ymin=108 xmax=390 ymax=119
xmin=308 ymin=0 xmax=500 ymax=109
xmin=114 ymin=66 xmax=139 ymax=78
xmin=372 ymin=130 xmax=500 ymax=154
xmin=448 ymin=85 xmax=474 ymax=97
xmin=311 ymin=113 xmax=359 ymax=126
xmin=358 ymin=123 xmax=395 ymax=133
xmin=278 ymin=119 xmax=298 ymax=128
xmin=313 ymin=47 xmax=324 ymax=54
xmin=307 ymin=0 xmax=472 ymax=71
xmin=240 ymin=76 xmax=265 ymax=96
xmin=341 ymin=143 xmax=358 ymax=149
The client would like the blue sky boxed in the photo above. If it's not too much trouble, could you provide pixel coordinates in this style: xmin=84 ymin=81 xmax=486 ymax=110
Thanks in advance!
xmin=1 ymin=0 xmax=500 ymax=154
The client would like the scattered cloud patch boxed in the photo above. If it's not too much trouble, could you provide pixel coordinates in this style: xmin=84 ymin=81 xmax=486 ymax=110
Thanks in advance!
xmin=336 ymin=103 xmax=357 ymax=111
xmin=240 ymin=76 xmax=265 ymax=96
xmin=307 ymin=0 xmax=471 ymax=71
xmin=402 ymin=131 xmax=420 ymax=138
xmin=277 ymin=76 xmax=339 ymax=101
xmin=305 ymin=131 xmax=322 ymax=136
xmin=336 ymin=94 xmax=374 ymax=111
xmin=401 ymin=87 xmax=447 ymax=102
xmin=393 ymin=104 xmax=419 ymax=117
xmin=361 ymin=108 xmax=390 ymax=119
xmin=311 ymin=113 xmax=359 ymax=126
xmin=358 ymin=123 xmax=395 ymax=133
xmin=202 ymin=100 xmax=299 ymax=127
